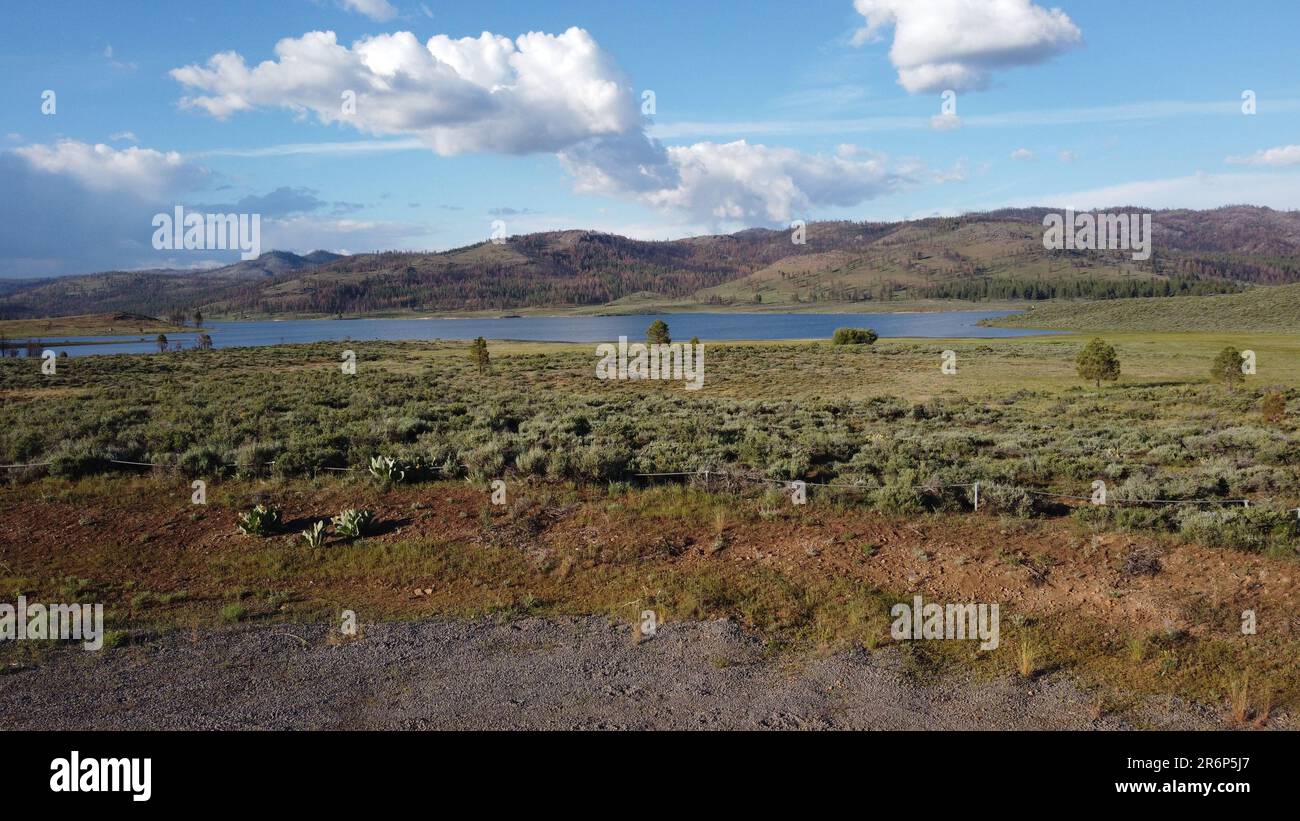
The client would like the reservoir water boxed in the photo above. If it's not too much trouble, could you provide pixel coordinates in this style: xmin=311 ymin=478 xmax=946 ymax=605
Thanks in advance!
xmin=21 ymin=310 xmax=1050 ymax=357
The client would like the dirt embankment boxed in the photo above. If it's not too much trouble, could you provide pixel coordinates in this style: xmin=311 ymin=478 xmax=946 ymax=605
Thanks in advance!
xmin=1 ymin=478 xmax=1296 ymax=729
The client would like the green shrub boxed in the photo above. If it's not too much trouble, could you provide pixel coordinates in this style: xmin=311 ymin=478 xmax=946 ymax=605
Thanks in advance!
xmin=234 ymin=441 xmax=279 ymax=478
xmin=179 ymin=445 xmax=226 ymax=478
xmin=574 ymin=442 xmax=631 ymax=481
xmin=1111 ymin=506 xmax=1174 ymax=533
xmin=463 ymin=440 xmax=508 ymax=482
xmin=515 ymin=445 xmax=549 ymax=475
xmin=873 ymin=475 xmax=922 ymax=514
xmin=978 ymin=482 xmax=1037 ymax=517
xmin=832 ymin=327 xmax=878 ymax=345
xmin=48 ymin=439 xmax=108 ymax=479
xmin=272 ymin=439 xmax=346 ymax=478
xmin=1177 ymin=505 xmax=1295 ymax=552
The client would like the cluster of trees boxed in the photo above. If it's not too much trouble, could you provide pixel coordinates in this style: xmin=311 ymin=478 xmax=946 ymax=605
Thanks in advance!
xmin=919 ymin=276 xmax=1242 ymax=302
xmin=1163 ymin=254 xmax=1300 ymax=286
xmin=162 ymin=308 xmax=203 ymax=327
xmin=154 ymin=332 xmax=212 ymax=353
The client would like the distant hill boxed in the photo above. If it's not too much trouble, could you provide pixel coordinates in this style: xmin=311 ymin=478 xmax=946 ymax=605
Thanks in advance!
xmin=203 ymin=250 xmax=344 ymax=280
xmin=3 ymin=206 xmax=1300 ymax=319
xmin=987 ymin=282 xmax=1300 ymax=332
xmin=0 ymin=251 xmax=340 ymax=319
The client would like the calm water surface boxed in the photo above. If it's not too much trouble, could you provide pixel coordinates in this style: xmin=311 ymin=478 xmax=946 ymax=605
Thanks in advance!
xmin=25 ymin=311 xmax=1049 ymax=357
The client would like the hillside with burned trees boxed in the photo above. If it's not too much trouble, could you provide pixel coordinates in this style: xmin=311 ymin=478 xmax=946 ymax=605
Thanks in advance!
xmin=3 ymin=206 xmax=1300 ymax=319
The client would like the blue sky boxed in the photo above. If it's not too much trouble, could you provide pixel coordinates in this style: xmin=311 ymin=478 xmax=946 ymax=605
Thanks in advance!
xmin=2 ymin=0 xmax=1299 ymax=276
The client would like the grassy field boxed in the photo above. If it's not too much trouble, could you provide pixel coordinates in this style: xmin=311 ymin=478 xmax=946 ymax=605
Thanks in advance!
xmin=3 ymin=333 xmax=1298 ymax=532
xmin=2 ymin=331 xmax=1297 ymax=724
xmin=0 ymin=312 xmax=186 ymax=339
xmin=988 ymin=283 xmax=1300 ymax=332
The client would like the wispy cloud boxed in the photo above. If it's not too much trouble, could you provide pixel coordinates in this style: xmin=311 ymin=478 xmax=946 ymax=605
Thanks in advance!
xmin=338 ymin=0 xmax=397 ymax=22
xmin=999 ymin=169 xmax=1300 ymax=211
xmin=651 ymin=98 xmax=1300 ymax=140
xmin=103 ymin=44 xmax=138 ymax=72
xmin=195 ymin=138 xmax=427 ymax=158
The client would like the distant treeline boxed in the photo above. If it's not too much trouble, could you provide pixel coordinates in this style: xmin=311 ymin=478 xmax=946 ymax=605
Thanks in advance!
xmin=1163 ymin=253 xmax=1300 ymax=286
xmin=917 ymin=276 xmax=1245 ymax=301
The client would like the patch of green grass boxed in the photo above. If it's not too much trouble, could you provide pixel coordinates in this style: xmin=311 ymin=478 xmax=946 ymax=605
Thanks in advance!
xmin=989 ymin=284 xmax=1300 ymax=333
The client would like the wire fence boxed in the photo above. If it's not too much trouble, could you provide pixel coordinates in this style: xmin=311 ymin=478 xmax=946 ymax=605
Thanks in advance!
xmin=0 ymin=457 xmax=472 ymax=476
xmin=0 ymin=457 xmax=1276 ymax=511
xmin=633 ymin=469 xmax=1256 ymax=510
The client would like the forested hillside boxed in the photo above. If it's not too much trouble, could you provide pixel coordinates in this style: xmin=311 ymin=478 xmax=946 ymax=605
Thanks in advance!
xmin=2 ymin=206 xmax=1299 ymax=319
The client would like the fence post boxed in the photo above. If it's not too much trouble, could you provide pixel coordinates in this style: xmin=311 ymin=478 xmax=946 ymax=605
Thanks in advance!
xmin=973 ymin=481 xmax=980 ymax=512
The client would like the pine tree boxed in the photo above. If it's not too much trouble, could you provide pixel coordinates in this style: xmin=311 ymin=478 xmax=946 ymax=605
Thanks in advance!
xmin=1076 ymin=338 xmax=1120 ymax=388
xmin=646 ymin=320 xmax=670 ymax=344
xmin=470 ymin=337 xmax=490 ymax=374
xmin=1209 ymin=347 xmax=1244 ymax=393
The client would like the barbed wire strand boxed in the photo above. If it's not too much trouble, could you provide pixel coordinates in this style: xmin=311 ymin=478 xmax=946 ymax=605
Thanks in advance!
xmin=0 ymin=459 xmax=1265 ymax=508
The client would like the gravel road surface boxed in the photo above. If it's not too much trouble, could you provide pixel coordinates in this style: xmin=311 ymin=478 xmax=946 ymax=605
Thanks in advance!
xmin=0 ymin=617 xmax=1226 ymax=730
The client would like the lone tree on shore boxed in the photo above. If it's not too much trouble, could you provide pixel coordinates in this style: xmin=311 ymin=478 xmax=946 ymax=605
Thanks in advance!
xmin=1076 ymin=338 xmax=1120 ymax=388
xmin=1209 ymin=346 xmax=1245 ymax=393
xmin=470 ymin=336 xmax=490 ymax=373
xmin=647 ymin=319 xmax=670 ymax=345
xmin=832 ymin=327 xmax=878 ymax=345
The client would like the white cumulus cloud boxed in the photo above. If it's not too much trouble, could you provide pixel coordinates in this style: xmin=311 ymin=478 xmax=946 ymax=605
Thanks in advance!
xmin=1226 ymin=144 xmax=1300 ymax=167
xmin=173 ymin=27 xmax=917 ymax=228
xmin=171 ymin=28 xmax=643 ymax=155
xmin=12 ymin=139 xmax=206 ymax=199
xmin=852 ymin=0 xmax=1083 ymax=93
xmin=561 ymin=135 xmax=907 ymax=226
